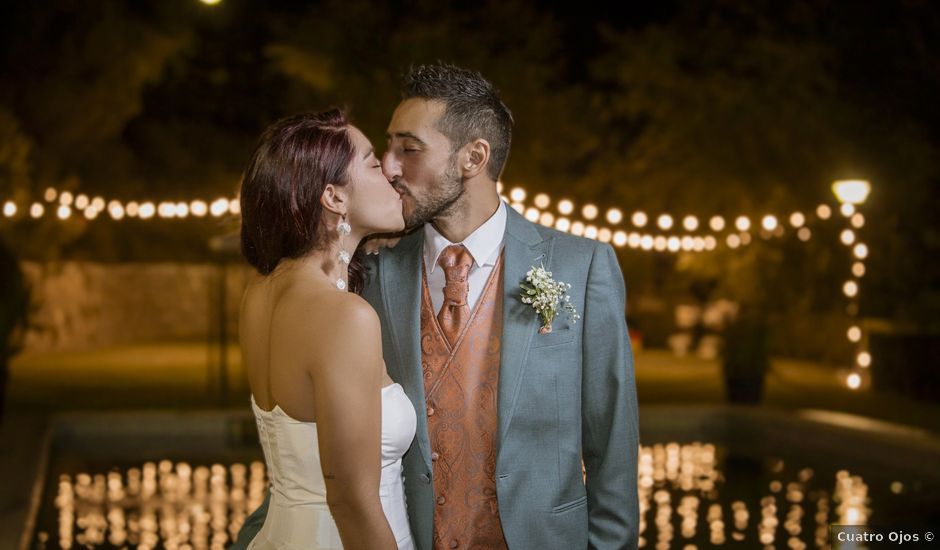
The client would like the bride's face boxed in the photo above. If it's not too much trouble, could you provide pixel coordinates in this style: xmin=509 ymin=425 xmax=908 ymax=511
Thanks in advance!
xmin=344 ymin=125 xmax=405 ymax=235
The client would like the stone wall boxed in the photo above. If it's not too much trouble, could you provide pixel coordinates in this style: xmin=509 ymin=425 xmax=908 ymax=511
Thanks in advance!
xmin=21 ymin=261 xmax=252 ymax=352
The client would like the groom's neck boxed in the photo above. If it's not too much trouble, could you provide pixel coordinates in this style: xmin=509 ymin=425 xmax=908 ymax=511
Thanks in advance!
xmin=431 ymin=184 xmax=500 ymax=244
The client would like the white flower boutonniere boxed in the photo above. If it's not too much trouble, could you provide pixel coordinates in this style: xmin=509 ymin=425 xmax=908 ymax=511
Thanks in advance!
xmin=520 ymin=265 xmax=581 ymax=334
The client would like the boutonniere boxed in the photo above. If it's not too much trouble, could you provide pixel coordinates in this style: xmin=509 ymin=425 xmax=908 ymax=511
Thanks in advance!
xmin=520 ymin=264 xmax=581 ymax=334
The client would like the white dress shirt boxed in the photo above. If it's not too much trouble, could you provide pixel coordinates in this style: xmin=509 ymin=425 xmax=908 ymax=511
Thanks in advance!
xmin=423 ymin=201 xmax=507 ymax=315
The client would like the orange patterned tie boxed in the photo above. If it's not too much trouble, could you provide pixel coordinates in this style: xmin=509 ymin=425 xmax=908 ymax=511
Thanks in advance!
xmin=437 ymin=244 xmax=473 ymax=347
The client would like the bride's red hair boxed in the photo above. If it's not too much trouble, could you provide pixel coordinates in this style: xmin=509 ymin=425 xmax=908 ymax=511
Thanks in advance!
xmin=240 ymin=109 xmax=365 ymax=292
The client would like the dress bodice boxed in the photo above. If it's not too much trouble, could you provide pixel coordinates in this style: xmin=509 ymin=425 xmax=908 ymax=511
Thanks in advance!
xmin=248 ymin=383 xmax=417 ymax=549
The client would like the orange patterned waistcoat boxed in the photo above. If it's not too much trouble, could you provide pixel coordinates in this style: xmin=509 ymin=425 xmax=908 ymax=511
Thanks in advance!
xmin=420 ymin=253 xmax=508 ymax=550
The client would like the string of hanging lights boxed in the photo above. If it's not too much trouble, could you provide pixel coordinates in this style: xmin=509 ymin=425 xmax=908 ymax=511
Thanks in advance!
xmin=2 ymin=180 xmax=872 ymax=388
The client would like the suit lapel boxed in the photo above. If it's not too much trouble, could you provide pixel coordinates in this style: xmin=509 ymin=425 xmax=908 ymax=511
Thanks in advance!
xmin=498 ymin=208 xmax=553 ymax=450
xmin=379 ymin=230 xmax=431 ymax=463
xmin=381 ymin=228 xmax=424 ymax=392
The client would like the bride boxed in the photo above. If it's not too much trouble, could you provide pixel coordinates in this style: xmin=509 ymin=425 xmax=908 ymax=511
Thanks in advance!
xmin=237 ymin=109 xmax=415 ymax=549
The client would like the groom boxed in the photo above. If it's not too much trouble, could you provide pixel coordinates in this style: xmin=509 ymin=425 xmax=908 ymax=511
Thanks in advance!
xmin=233 ymin=63 xmax=638 ymax=549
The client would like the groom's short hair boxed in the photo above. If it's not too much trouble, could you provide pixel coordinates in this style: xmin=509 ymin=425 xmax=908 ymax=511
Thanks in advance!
xmin=401 ymin=62 xmax=513 ymax=181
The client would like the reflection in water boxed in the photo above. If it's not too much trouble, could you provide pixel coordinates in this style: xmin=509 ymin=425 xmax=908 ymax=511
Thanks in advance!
xmin=637 ymin=444 xmax=872 ymax=549
xmin=40 ymin=444 xmax=874 ymax=549
xmin=44 ymin=460 xmax=266 ymax=550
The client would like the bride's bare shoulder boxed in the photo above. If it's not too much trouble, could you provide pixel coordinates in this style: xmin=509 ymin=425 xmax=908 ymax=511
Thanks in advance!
xmin=284 ymin=289 xmax=380 ymax=339
xmin=287 ymin=291 xmax=384 ymax=379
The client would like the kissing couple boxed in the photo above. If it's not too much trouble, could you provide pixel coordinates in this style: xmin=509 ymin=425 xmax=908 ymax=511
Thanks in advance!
xmin=231 ymin=62 xmax=639 ymax=550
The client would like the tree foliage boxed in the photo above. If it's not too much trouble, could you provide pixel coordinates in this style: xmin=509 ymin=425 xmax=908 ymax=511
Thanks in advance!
xmin=0 ymin=0 xmax=936 ymax=341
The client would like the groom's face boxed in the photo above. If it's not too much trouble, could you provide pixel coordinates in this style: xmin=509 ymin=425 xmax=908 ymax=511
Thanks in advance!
xmin=384 ymin=98 xmax=465 ymax=228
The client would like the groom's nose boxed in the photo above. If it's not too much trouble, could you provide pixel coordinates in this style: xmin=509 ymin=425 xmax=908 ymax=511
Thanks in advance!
xmin=382 ymin=150 xmax=402 ymax=182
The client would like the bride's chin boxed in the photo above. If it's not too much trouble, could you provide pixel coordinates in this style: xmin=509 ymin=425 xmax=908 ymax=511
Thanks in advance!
xmin=369 ymin=220 xmax=405 ymax=235
xmin=388 ymin=216 xmax=405 ymax=232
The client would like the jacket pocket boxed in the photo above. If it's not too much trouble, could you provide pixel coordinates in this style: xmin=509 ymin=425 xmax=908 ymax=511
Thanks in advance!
xmin=531 ymin=328 xmax=575 ymax=349
xmin=551 ymin=495 xmax=587 ymax=514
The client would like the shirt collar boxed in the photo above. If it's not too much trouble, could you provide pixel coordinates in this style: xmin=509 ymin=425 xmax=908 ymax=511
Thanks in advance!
xmin=424 ymin=201 xmax=507 ymax=272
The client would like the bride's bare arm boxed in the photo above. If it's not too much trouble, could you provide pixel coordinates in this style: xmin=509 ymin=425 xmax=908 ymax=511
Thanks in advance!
xmin=308 ymin=293 xmax=397 ymax=550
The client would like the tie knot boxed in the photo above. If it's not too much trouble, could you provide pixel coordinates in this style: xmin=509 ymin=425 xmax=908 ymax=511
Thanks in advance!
xmin=436 ymin=245 xmax=473 ymax=343
xmin=438 ymin=244 xmax=473 ymax=275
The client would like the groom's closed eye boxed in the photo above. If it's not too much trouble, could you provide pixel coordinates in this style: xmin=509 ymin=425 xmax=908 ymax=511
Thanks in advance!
xmin=391 ymin=143 xmax=421 ymax=155
xmin=388 ymin=132 xmax=426 ymax=153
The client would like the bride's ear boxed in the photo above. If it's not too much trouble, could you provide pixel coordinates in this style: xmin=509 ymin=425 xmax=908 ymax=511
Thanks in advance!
xmin=320 ymin=183 xmax=349 ymax=217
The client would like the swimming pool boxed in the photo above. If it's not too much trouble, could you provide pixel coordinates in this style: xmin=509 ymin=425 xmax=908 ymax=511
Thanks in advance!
xmin=25 ymin=406 xmax=940 ymax=549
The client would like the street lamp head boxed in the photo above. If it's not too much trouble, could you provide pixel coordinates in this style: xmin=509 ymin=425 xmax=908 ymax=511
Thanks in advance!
xmin=832 ymin=180 xmax=871 ymax=205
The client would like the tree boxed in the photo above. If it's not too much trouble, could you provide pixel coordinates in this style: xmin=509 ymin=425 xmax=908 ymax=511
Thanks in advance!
xmin=587 ymin=1 xmax=940 ymax=358
xmin=0 ymin=1 xmax=192 ymax=260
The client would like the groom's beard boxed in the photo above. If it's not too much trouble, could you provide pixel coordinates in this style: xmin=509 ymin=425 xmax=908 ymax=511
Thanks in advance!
xmin=401 ymin=156 xmax=466 ymax=229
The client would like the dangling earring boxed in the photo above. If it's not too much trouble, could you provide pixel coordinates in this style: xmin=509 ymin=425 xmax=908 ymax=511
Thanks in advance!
xmin=336 ymin=214 xmax=351 ymax=291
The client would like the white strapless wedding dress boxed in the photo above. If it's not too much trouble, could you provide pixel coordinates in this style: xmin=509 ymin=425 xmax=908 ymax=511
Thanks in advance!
xmin=247 ymin=383 xmax=417 ymax=549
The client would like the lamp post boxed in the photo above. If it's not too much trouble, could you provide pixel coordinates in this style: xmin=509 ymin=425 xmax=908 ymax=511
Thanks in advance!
xmin=832 ymin=180 xmax=871 ymax=390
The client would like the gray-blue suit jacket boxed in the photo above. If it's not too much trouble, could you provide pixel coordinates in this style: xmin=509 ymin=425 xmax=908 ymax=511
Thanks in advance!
xmin=231 ymin=207 xmax=639 ymax=549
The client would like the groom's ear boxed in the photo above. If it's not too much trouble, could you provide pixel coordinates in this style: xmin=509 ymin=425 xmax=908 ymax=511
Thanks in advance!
xmin=320 ymin=183 xmax=349 ymax=216
xmin=460 ymin=138 xmax=491 ymax=180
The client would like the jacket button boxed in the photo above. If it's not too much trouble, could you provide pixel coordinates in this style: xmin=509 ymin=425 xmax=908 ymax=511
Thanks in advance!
xmin=437 ymin=495 xmax=446 ymax=505
xmin=449 ymin=539 xmax=459 ymax=548
xmin=431 ymin=452 xmax=439 ymax=461
xmin=427 ymin=406 xmax=435 ymax=416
